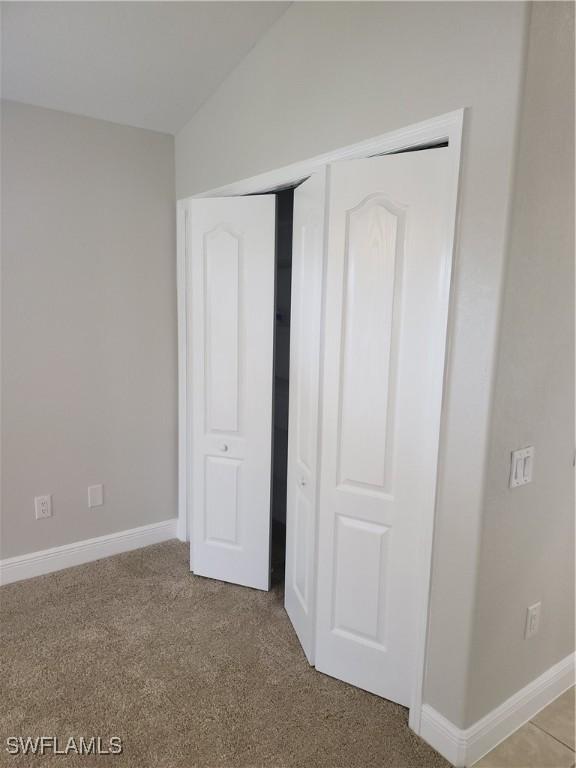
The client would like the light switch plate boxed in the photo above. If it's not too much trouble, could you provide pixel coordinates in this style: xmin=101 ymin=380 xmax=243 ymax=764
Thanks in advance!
xmin=88 ymin=484 xmax=104 ymax=508
xmin=509 ymin=446 xmax=534 ymax=488
xmin=525 ymin=602 xmax=541 ymax=639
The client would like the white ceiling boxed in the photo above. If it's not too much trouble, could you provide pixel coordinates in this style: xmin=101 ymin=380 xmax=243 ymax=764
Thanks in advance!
xmin=1 ymin=2 xmax=290 ymax=135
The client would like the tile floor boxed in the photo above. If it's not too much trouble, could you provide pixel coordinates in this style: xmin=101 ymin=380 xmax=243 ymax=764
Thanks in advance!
xmin=475 ymin=687 xmax=575 ymax=768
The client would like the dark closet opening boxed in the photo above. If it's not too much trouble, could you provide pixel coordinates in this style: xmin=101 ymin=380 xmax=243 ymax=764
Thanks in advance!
xmin=270 ymin=187 xmax=294 ymax=586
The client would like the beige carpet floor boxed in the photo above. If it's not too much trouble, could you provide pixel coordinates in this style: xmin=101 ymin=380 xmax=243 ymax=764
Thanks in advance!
xmin=0 ymin=541 xmax=450 ymax=768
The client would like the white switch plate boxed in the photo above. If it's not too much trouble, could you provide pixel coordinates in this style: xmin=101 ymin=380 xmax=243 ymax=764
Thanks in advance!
xmin=88 ymin=484 xmax=104 ymax=508
xmin=525 ymin=602 xmax=541 ymax=639
xmin=509 ymin=446 xmax=534 ymax=488
xmin=34 ymin=494 xmax=52 ymax=520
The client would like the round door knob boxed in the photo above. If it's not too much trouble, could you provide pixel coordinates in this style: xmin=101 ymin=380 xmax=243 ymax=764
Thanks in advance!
xmin=221 ymin=444 xmax=229 ymax=453
xmin=300 ymin=478 xmax=307 ymax=487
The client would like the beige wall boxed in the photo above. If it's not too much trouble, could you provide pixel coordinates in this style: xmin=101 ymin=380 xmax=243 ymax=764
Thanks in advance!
xmin=467 ymin=2 xmax=575 ymax=724
xmin=1 ymin=101 xmax=177 ymax=559
xmin=175 ymin=1 xmax=529 ymax=727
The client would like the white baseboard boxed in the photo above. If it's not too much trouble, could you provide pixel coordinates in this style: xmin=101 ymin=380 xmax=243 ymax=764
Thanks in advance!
xmin=419 ymin=652 xmax=575 ymax=767
xmin=420 ymin=705 xmax=469 ymax=767
xmin=0 ymin=519 xmax=178 ymax=586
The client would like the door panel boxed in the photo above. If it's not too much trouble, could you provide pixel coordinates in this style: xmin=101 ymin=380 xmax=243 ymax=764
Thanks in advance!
xmin=189 ymin=196 xmax=275 ymax=591
xmin=204 ymin=457 xmax=241 ymax=546
xmin=332 ymin=516 xmax=390 ymax=646
xmin=285 ymin=170 xmax=326 ymax=662
xmin=315 ymin=149 xmax=451 ymax=705
xmin=338 ymin=198 xmax=402 ymax=492
xmin=204 ymin=229 xmax=240 ymax=433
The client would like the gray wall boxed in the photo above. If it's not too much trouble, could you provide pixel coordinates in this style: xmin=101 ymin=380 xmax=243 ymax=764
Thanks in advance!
xmin=468 ymin=2 xmax=575 ymax=724
xmin=175 ymin=1 xmax=529 ymax=727
xmin=1 ymin=101 xmax=177 ymax=559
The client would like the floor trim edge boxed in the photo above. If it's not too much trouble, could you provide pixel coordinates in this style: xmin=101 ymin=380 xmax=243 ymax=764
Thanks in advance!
xmin=0 ymin=519 xmax=178 ymax=585
xmin=419 ymin=652 xmax=575 ymax=767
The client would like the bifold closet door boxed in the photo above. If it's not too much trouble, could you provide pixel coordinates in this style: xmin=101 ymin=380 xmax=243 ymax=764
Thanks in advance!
xmin=284 ymin=170 xmax=326 ymax=663
xmin=188 ymin=196 xmax=275 ymax=591
xmin=315 ymin=149 xmax=452 ymax=706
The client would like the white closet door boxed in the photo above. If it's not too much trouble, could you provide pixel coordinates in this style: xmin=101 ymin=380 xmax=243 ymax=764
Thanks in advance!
xmin=285 ymin=170 xmax=327 ymax=663
xmin=188 ymin=196 xmax=275 ymax=591
xmin=315 ymin=149 xmax=452 ymax=705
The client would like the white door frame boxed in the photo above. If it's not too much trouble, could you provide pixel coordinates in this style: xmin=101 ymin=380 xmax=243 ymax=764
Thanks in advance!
xmin=176 ymin=108 xmax=464 ymax=733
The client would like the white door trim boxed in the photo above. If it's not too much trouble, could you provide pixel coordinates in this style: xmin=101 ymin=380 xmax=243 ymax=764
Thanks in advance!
xmin=176 ymin=199 xmax=189 ymax=543
xmin=189 ymin=110 xmax=463 ymax=199
xmin=176 ymin=108 xmax=464 ymax=728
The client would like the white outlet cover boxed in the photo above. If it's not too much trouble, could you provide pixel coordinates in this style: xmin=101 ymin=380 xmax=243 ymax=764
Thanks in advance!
xmin=88 ymin=484 xmax=104 ymax=508
xmin=34 ymin=494 xmax=52 ymax=520
xmin=510 ymin=446 xmax=534 ymax=488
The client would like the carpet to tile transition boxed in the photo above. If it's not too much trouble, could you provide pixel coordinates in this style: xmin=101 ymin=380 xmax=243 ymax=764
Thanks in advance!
xmin=0 ymin=541 xmax=450 ymax=767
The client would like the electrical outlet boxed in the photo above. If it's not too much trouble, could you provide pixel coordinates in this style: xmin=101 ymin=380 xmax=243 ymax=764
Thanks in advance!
xmin=34 ymin=495 xmax=52 ymax=520
xmin=525 ymin=602 xmax=541 ymax=639
xmin=88 ymin=484 xmax=104 ymax=508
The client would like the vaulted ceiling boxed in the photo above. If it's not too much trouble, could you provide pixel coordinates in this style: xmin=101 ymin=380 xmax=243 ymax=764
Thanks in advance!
xmin=1 ymin=2 xmax=290 ymax=134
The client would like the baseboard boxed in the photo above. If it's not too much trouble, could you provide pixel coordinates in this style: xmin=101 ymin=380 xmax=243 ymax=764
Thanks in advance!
xmin=419 ymin=652 xmax=575 ymax=767
xmin=419 ymin=705 xmax=468 ymax=767
xmin=0 ymin=519 xmax=178 ymax=586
